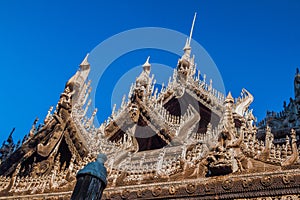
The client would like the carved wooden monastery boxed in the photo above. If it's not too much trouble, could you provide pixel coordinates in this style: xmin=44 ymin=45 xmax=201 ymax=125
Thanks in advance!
xmin=1 ymin=23 xmax=300 ymax=200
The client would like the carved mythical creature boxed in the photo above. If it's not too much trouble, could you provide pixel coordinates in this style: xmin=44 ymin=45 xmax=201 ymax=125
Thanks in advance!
xmin=281 ymin=129 xmax=299 ymax=166
xmin=257 ymin=126 xmax=273 ymax=161
xmin=171 ymin=105 xmax=200 ymax=145
xmin=235 ymin=88 xmax=253 ymax=117
xmin=244 ymin=109 xmax=256 ymax=129
xmin=205 ymin=145 xmax=232 ymax=176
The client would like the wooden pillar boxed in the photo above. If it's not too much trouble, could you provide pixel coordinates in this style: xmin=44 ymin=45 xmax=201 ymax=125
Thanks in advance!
xmin=71 ymin=154 xmax=107 ymax=200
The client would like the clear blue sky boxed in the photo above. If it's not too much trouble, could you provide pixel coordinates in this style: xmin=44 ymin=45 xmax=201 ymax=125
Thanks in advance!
xmin=0 ymin=0 xmax=299 ymax=144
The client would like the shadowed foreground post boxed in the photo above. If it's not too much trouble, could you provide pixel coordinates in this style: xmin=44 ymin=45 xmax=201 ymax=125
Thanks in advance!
xmin=71 ymin=154 xmax=107 ymax=200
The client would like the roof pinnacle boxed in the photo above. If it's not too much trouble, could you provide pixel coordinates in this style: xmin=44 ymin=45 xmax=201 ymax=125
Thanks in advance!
xmin=188 ymin=12 xmax=197 ymax=46
xmin=143 ymin=56 xmax=151 ymax=67
xmin=183 ymin=38 xmax=191 ymax=51
xmin=225 ymin=92 xmax=234 ymax=103
xmin=143 ymin=56 xmax=151 ymax=72
xmin=183 ymin=13 xmax=197 ymax=56
xmin=80 ymin=53 xmax=90 ymax=67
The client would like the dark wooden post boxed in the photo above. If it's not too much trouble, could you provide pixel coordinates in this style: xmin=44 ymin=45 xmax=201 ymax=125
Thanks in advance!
xmin=71 ymin=153 xmax=107 ymax=200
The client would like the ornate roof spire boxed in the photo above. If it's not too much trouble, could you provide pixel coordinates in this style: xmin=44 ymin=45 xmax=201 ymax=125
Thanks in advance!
xmin=225 ymin=92 xmax=234 ymax=104
xmin=183 ymin=38 xmax=191 ymax=51
xmin=188 ymin=12 xmax=197 ymax=46
xmin=80 ymin=53 xmax=90 ymax=68
xmin=183 ymin=13 xmax=197 ymax=57
xmin=142 ymin=56 xmax=151 ymax=73
xmin=143 ymin=56 xmax=151 ymax=67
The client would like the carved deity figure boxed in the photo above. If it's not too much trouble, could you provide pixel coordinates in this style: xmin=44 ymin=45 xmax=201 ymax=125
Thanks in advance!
xmin=129 ymin=103 xmax=140 ymax=123
xmin=57 ymin=86 xmax=75 ymax=118
xmin=29 ymin=118 xmax=39 ymax=138
xmin=133 ymin=57 xmax=151 ymax=101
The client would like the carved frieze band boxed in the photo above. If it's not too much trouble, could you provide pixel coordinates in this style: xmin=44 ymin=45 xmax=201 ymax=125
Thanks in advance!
xmin=102 ymin=172 xmax=300 ymax=200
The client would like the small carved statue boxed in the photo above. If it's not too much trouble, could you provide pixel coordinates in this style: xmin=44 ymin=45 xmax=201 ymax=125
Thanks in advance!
xmin=129 ymin=103 xmax=140 ymax=123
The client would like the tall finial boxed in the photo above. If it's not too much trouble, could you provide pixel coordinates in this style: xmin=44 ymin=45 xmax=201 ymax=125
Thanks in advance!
xmin=80 ymin=53 xmax=90 ymax=68
xmin=188 ymin=12 xmax=197 ymax=46
xmin=143 ymin=56 xmax=151 ymax=73
xmin=143 ymin=56 xmax=150 ymax=66
xmin=183 ymin=38 xmax=190 ymax=51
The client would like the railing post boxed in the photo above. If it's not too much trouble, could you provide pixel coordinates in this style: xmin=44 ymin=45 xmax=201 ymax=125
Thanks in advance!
xmin=71 ymin=153 xmax=107 ymax=200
